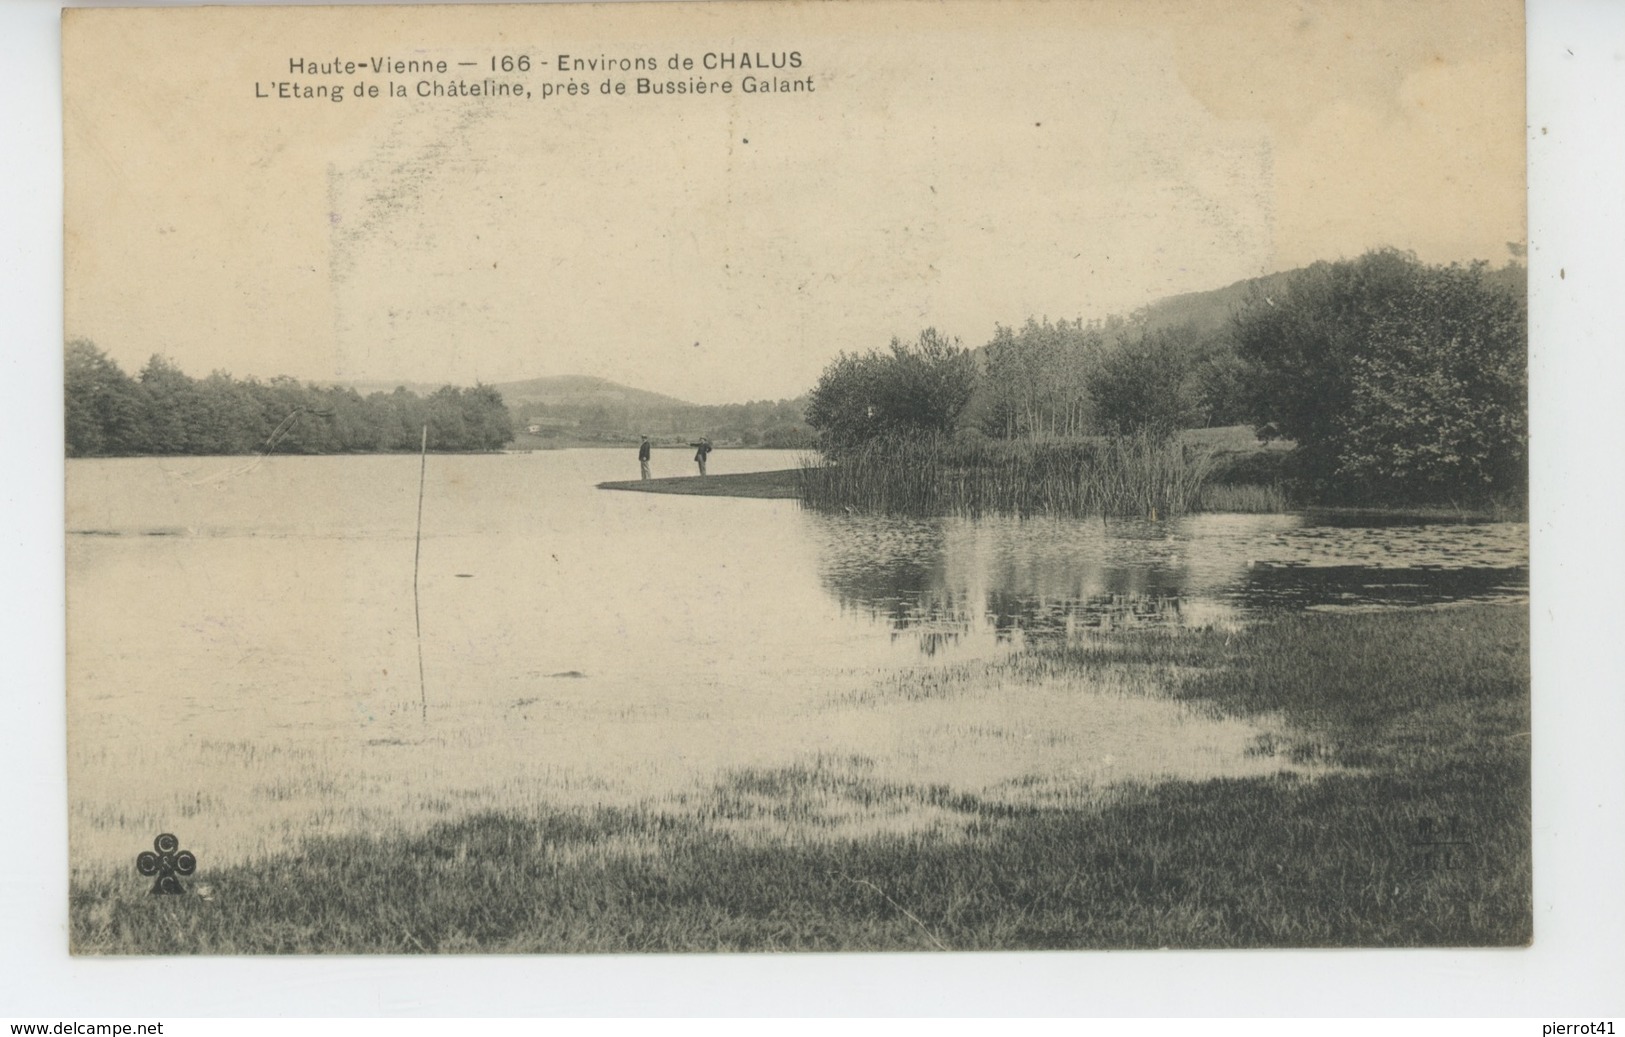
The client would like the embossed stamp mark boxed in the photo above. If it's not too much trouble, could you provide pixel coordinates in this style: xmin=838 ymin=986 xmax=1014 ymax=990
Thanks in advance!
xmin=1409 ymin=815 xmax=1473 ymax=873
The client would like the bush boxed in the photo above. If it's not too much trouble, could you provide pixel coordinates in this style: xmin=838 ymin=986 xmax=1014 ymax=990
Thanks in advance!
xmin=805 ymin=329 xmax=976 ymax=451
xmin=1206 ymin=449 xmax=1289 ymax=488
xmin=1233 ymin=250 xmax=1526 ymax=505
xmin=759 ymin=423 xmax=818 ymax=450
xmin=1090 ymin=325 xmax=1204 ymax=437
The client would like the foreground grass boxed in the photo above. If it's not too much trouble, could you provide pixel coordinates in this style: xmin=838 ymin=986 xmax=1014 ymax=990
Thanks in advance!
xmin=70 ymin=605 xmax=1529 ymax=953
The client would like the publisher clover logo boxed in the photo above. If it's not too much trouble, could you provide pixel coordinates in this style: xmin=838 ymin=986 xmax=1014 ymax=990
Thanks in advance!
xmin=135 ymin=833 xmax=197 ymax=894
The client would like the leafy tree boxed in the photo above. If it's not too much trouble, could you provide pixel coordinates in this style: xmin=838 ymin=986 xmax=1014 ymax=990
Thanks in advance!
xmin=805 ymin=329 xmax=976 ymax=451
xmin=65 ymin=340 xmax=146 ymax=456
xmin=1233 ymin=250 xmax=1526 ymax=503
xmin=881 ymin=329 xmax=977 ymax=437
xmin=425 ymin=386 xmax=470 ymax=449
xmin=803 ymin=350 xmax=887 ymax=450
xmin=1336 ymin=263 xmax=1527 ymax=498
xmin=1089 ymin=324 xmax=1203 ymax=438
xmin=759 ymin=423 xmax=818 ymax=450
xmin=254 ymin=375 xmax=330 ymax=454
xmin=136 ymin=355 xmax=206 ymax=453
xmin=195 ymin=371 xmax=268 ymax=455
xmin=978 ymin=318 xmax=1104 ymax=438
xmin=1192 ymin=348 xmax=1252 ymax=428
xmin=460 ymin=384 xmax=515 ymax=451
xmin=1233 ymin=250 xmax=1419 ymax=468
xmin=323 ymin=386 xmax=379 ymax=453
xmin=380 ymin=386 xmax=426 ymax=450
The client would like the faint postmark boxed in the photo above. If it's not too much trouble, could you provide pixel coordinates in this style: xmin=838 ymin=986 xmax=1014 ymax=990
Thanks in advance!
xmin=1409 ymin=815 xmax=1472 ymax=873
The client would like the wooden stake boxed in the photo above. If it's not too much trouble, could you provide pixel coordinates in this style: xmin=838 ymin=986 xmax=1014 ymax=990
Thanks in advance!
xmin=414 ymin=423 xmax=428 ymax=722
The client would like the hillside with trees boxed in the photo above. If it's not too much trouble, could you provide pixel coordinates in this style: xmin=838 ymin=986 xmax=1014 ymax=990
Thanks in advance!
xmin=496 ymin=374 xmax=815 ymax=449
xmin=63 ymin=346 xmax=817 ymax=457
xmin=805 ymin=249 xmax=1527 ymax=511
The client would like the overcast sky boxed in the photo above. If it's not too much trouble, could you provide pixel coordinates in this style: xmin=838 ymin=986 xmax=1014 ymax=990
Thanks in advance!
xmin=64 ymin=0 xmax=1524 ymax=405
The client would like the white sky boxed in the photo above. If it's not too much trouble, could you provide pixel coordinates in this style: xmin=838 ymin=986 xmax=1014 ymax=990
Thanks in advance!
xmin=65 ymin=0 xmax=1525 ymax=404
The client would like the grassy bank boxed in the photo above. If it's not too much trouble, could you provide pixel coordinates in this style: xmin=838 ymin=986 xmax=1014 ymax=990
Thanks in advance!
xmin=794 ymin=436 xmax=1522 ymax=521
xmin=70 ymin=604 xmax=1528 ymax=953
xmin=597 ymin=469 xmax=803 ymax=499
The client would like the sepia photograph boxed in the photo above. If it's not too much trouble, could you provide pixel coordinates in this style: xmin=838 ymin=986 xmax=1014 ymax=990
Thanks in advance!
xmin=60 ymin=0 xmax=1534 ymax=958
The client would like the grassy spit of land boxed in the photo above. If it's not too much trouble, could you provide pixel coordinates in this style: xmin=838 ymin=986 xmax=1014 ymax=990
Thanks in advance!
xmin=591 ymin=428 xmax=1282 ymax=512
xmin=70 ymin=603 xmax=1529 ymax=953
xmin=597 ymin=469 xmax=803 ymax=499
xmin=586 ymin=426 xmax=1522 ymax=521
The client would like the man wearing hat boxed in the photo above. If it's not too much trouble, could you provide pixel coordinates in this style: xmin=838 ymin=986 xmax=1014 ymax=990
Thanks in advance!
xmin=638 ymin=434 xmax=652 ymax=480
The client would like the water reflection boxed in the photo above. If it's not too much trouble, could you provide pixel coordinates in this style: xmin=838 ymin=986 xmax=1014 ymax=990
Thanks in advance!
xmin=809 ymin=511 xmax=1528 ymax=653
xmin=1240 ymin=563 xmax=1530 ymax=610
xmin=65 ymin=452 xmax=1531 ymax=869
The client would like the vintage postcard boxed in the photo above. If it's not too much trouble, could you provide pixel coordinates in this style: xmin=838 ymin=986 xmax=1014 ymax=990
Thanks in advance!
xmin=64 ymin=0 xmax=1529 ymax=954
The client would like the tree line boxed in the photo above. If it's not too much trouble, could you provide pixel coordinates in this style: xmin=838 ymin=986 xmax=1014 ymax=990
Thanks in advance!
xmin=805 ymin=249 xmax=1527 ymax=506
xmin=64 ymin=341 xmax=513 ymax=456
xmin=522 ymin=395 xmax=815 ymax=449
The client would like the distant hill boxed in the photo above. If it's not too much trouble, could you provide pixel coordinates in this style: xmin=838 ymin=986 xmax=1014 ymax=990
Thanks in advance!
xmin=327 ymin=378 xmax=451 ymax=397
xmin=1128 ymin=269 xmax=1303 ymax=339
xmin=490 ymin=375 xmax=693 ymax=412
xmin=1125 ymin=259 xmax=1522 ymax=340
xmin=489 ymin=375 xmax=813 ymax=449
xmin=326 ymin=374 xmax=693 ymax=412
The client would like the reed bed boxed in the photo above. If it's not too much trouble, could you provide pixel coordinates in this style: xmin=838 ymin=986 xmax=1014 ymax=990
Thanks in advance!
xmin=1197 ymin=481 xmax=1290 ymax=513
xmin=799 ymin=433 xmax=1224 ymax=517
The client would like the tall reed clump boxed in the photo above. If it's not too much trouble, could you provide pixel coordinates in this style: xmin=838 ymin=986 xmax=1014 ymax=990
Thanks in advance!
xmin=798 ymin=432 xmax=1220 ymax=518
xmin=1196 ymin=482 xmax=1289 ymax=514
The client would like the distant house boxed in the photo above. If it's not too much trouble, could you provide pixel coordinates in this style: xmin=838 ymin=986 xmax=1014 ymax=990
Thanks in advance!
xmin=523 ymin=416 xmax=580 ymax=434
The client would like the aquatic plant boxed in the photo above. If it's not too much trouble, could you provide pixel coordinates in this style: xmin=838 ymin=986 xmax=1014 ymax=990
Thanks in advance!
xmin=1196 ymin=482 xmax=1289 ymax=514
xmin=798 ymin=432 xmax=1224 ymax=518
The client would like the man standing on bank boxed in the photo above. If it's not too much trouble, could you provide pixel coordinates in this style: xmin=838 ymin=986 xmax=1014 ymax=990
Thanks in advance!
xmin=638 ymin=434 xmax=652 ymax=480
xmin=692 ymin=436 xmax=713 ymax=476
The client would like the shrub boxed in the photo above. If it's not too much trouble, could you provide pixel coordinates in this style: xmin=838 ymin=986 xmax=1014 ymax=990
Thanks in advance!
xmin=1233 ymin=250 xmax=1526 ymax=505
xmin=805 ymin=329 xmax=976 ymax=451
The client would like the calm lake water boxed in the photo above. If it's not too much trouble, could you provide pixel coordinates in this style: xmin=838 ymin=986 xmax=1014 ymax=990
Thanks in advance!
xmin=66 ymin=450 xmax=1528 ymax=872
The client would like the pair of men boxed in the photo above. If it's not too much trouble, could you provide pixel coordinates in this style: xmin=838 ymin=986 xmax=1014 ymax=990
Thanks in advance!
xmin=637 ymin=435 xmax=712 ymax=480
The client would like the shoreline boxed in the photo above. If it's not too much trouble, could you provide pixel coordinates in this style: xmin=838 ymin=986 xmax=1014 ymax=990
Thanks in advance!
xmin=597 ymin=467 xmax=1524 ymax=522
xmin=596 ymin=468 xmax=803 ymax=499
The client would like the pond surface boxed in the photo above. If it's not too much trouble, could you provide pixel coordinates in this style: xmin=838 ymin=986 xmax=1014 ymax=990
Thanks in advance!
xmin=66 ymin=451 xmax=1528 ymax=871
xmin=812 ymin=509 xmax=1526 ymax=652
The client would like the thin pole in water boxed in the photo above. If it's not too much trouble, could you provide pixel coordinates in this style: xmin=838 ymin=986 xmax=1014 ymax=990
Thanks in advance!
xmin=414 ymin=423 xmax=428 ymax=722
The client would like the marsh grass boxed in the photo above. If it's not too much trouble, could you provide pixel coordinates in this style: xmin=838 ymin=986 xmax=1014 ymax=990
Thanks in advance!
xmin=799 ymin=433 xmax=1222 ymax=517
xmin=70 ymin=604 xmax=1529 ymax=953
xmin=1197 ymin=482 xmax=1289 ymax=513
